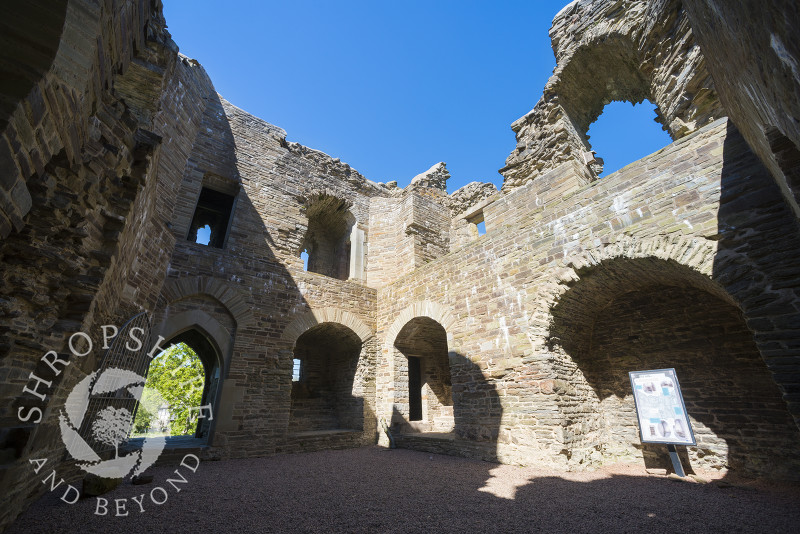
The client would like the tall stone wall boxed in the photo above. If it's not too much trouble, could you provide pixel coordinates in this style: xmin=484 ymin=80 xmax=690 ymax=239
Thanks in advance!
xmin=0 ymin=0 xmax=195 ymax=529
xmin=377 ymin=119 xmax=800 ymax=477
xmin=2 ymin=0 xmax=800 ymax=530
xmin=151 ymin=55 xmax=388 ymax=459
xmin=682 ymin=0 xmax=800 ymax=220
xmin=366 ymin=164 xmax=453 ymax=287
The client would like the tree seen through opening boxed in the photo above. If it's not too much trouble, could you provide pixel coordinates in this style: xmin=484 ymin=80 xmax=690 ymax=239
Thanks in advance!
xmin=131 ymin=342 xmax=206 ymax=438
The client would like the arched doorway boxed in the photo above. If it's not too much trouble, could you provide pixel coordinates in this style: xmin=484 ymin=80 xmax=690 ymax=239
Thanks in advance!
xmin=132 ymin=328 xmax=223 ymax=443
xmin=548 ymin=257 xmax=800 ymax=478
xmin=393 ymin=317 xmax=454 ymax=433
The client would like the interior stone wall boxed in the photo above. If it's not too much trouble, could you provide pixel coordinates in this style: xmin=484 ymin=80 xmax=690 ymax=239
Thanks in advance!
xmin=290 ymin=323 xmax=364 ymax=432
xmin=547 ymin=256 xmax=800 ymax=477
xmin=377 ymin=118 xmax=800 ymax=475
xmin=3 ymin=0 xmax=800 ymax=530
xmin=683 ymin=0 xmax=800 ymax=219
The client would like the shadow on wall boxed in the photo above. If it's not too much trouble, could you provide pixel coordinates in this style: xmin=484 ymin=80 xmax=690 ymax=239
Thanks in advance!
xmin=709 ymin=120 xmax=800 ymax=476
xmin=289 ymin=322 xmax=365 ymax=433
xmin=545 ymin=121 xmax=800 ymax=481
xmin=134 ymin=87 xmax=317 ymax=456
xmin=392 ymin=349 xmax=503 ymax=464
xmin=0 ymin=0 xmax=68 ymax=130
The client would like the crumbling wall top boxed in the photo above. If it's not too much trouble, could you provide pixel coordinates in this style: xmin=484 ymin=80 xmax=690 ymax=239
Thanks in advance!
xmin=501 ymin=0 xmax=723 ymax=191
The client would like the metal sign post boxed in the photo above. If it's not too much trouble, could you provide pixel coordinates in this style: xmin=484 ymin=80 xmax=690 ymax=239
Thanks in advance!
xmin=629 ymin=368 xmax=695 ymax=477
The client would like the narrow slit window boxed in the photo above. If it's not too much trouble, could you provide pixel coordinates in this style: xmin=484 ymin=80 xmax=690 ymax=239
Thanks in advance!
xmin=188 ymin=187 xmax=235 ymax=248
xmin=292 ymin=359 xmax=302 ymax=382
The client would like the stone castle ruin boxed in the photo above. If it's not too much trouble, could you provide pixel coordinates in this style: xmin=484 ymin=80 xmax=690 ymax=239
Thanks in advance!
xmin=1 ymin=0 xmax=799 ymax=528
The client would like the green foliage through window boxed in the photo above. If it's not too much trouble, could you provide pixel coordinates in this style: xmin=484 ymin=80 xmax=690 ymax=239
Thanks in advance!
xmin=131 ymin=342 xmax=205 ymax=437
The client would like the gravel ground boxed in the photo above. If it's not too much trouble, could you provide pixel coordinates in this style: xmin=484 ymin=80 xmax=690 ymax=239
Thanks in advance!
xmin=7 ymin=446 xmax=800 ymax=534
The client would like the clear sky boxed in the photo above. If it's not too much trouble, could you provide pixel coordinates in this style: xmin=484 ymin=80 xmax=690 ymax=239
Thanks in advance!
xmin=163 ymin=0 xmax=672 ymax=192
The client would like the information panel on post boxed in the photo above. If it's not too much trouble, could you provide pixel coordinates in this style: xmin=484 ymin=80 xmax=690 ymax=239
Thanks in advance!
xmin=629 ymin=368 xmax=695 ymax=446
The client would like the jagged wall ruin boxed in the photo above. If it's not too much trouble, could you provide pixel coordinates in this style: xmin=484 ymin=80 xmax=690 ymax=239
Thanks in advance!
xmin=1 ymin=0 xmax=800 ymax=530
xmin=501 ymin=0 xmax=723 ymax=188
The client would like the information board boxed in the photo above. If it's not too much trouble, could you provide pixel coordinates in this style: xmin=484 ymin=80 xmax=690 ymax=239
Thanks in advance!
xmin=629 ymin=368 xmax=695 ymax=446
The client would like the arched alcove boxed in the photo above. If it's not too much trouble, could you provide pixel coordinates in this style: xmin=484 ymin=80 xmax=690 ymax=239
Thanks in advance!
xmin=547 ymin=257 xmax=800 ymax=478
xmin=289 ymin=322 xmax=364 ymax=432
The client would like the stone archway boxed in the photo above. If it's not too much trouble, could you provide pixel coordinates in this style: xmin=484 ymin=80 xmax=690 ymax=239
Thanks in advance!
xmin=280 ymin=307 xmax=377 ymax=448
xmin=289 ymin=322 xmax=365 ymax=432
xmin=381 ymin=301 xmax=458 ymax=433
xmin=150 ymin=315 xmax=229 ymax=444
xmin=543 ymin=255 xmax=800 ymax=478
xmin=392 ymin=317 xmax=453 ymax=432
xmin=161 ymin=275 xmax=254 ymax=329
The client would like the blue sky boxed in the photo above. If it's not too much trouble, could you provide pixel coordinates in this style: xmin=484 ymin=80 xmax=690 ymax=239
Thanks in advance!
xmin=163 ymin=0 xmax=671 ymax=192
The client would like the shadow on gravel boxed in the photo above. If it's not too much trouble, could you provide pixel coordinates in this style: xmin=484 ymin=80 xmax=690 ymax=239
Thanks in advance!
xmin=7 ymin=447 xmax=800 ymax=534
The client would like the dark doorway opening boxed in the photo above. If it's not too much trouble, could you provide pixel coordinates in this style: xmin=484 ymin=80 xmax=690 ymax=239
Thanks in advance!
xmin=408 ymin=356 xmax=422 ymax=421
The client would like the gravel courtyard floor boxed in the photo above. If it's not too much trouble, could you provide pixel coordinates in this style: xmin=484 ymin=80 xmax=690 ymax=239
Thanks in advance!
xmin=8 ymin=446 xmax=800 ymax=533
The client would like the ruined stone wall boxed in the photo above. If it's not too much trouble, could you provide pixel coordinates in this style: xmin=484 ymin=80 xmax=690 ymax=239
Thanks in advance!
xmin=501 ymin=0 xmax=723 ymax=189
xmin=682 ymin=0 xmax=800 ymax=220
xmin=448 ymin=181 xmax=498 ymax=250
xmin=377 ymin=119 xmax=800 ymax=478
xmin=151 ymin=63 xmax=390 ymax=459
xmin=0 ymin=0 xmax=207 ymax=529
xmin=366 ymin=163 xmax=454 ymax=288
xmin=366 ymin=195 xmax=416 ymax=288
xmin=3 ymin=1 xmax=800 ymax=530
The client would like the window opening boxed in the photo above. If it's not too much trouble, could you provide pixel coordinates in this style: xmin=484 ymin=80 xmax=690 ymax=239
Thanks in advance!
xmin=195 ymin=225 xmax=211 ymax=246
xmin=408 ymin=356 xmax=423 ymax=421
xmin=292 ymin=358 xmax=302 ymax=382
xmin=585 ymin=100 xmax=672 ymax=177
xmin=300 ymin=193 xmax=354 ymax=280
xmin=467 ymin=211 xmax=486 ymax=239
xmin=188 ymin=187 xmax=235 ymax=248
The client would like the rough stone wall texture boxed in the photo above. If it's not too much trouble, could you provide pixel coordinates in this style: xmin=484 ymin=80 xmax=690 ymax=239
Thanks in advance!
xmin=366 ymin=170 xmax=453 ymax=287
xmin=575 ymin=285 xmax=797 ymax=476
xmin=501 ymin=0 xmax=723 ymax=189
xmin=152 ymin=62 xmax=384 ymax=461
xmin=448 ymin=181 xmax=498 ymax=250
xmin=366 ymin=195 xmax=415 ymax=287
xmin=3 ymin=0 xmax=800 ymax=530
xmin=377 ymin=119 xmax=800 ymax=477
xmin=0 ymin=0 xmax=196 ymax=529
xmin=682 ymin=0 xmax=800 ymax=220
